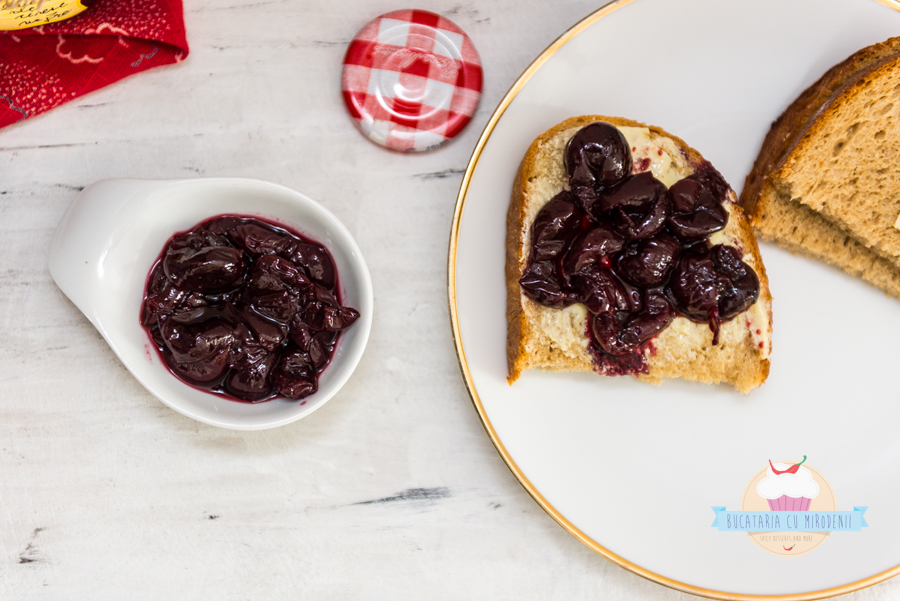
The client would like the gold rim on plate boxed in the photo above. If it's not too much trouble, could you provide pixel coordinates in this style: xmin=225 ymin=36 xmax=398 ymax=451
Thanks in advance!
xmin=447 ymin=0 xmax=900 ymax=598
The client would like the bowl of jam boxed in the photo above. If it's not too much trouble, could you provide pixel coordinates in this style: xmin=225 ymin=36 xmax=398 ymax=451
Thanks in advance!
xmin=49 ymin=178 xmax=373 ymax=430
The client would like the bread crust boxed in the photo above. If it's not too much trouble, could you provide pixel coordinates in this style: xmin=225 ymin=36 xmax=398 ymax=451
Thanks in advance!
xmin=507 ymin=116 xmax=772 ymax=393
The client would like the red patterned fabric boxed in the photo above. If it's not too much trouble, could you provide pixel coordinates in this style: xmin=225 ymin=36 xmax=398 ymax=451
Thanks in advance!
xmin=341 ymin=9 xmax=482 ymax=152
xmin=0 ymin=0 xmax=188 ymax=128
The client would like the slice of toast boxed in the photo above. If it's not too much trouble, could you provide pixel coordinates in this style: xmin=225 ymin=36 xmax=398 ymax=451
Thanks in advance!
xmin=506 ymin=116 xmax=772 ymax=394
xmin=740 ymin=37 xmax=900 ymax=298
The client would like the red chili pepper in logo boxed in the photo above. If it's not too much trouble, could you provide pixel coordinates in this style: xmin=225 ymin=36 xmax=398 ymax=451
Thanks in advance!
xmin=769 ymin=455 xmax=807 ymax=475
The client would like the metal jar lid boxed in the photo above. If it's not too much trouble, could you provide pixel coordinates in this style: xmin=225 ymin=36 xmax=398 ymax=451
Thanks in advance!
xmin=341 ymin=9 xmax=483 ymax=152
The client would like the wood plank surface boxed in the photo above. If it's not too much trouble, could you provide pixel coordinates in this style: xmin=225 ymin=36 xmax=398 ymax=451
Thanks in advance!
xmin=1 ymin=1 xmax=898 ymax=599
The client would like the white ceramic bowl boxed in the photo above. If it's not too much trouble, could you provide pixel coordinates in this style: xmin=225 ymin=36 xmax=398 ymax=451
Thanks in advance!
xmin=49 ymin=178 xmax=373 ymax=430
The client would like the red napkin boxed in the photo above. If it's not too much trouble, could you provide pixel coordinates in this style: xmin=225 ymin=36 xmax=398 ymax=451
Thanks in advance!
xmin=0 ymin=0 xmax=188 ymax=128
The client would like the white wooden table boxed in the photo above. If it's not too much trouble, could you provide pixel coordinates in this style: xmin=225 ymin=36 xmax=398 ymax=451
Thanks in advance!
xmin=1 ymin=1 xmax=898 ymax=598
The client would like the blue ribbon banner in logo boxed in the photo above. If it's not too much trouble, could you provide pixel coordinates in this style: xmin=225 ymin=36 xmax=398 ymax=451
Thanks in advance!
xmin=711 ymin=507 xmax=868 ymax=532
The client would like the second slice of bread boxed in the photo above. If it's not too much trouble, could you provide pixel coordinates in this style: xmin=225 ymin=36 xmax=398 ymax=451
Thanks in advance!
xmin=740 ymin=37 xmax=900 ymax=298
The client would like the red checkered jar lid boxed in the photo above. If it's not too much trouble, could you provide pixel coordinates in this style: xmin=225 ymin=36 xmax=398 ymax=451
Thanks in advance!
xmin=341 ymin=9 xmax=483 ymax=152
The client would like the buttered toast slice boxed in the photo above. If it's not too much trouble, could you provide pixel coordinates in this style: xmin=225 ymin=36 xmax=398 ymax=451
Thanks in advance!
xmin=506 ymin=116 xmax=772 ymax=393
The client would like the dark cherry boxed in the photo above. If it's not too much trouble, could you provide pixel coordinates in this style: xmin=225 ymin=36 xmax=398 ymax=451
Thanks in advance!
xmin=158 ymin=311 xmax=235 ymax=384
xmin=290 ymin=242 xmax=337 ymax=289
xmin=162 ymin=232 xmax=246 ymax=294
xmin=530 ymin=191 xmax=584 ymax=262
xmin=302 ymin=284 xmax=361 ymax=332
xmin=591 ymin=311 xmax=630 ymax=355
xmin=565 ymin=122 xmax=632 ymax=191
xmin=594 ymin=172 xmax=670 ymax=240
xmin=614 ymin=233 xmax=681 ymax=288
xmin=667 ymin=174 xmax=728 ymax=241
xmin=666 ymin=244 xmax=759 ymax=341
xmin=668 ymin=178 xmax=703 ymax=213
xmin=593 ymin=172 xmax=664 ymax=215
xmin=562 ymin=223 xmax=624 ymax=277
xmin=309 ymin=330 xmax=339 ymax=370
xmin=167 ymin=350 xmax=232 ymax=385
xmin=247 ymin=290 xmax=294 ymax=325
xmin=710 ymin=244 xmax=760 ymax=320
xmin=666 ymin=245 xmax=720 ymax=324
xmin=590 ymin=290 xmax=675 ymax=356
xmin=249 ymin=254 xmax=311 ymax=290
xmin=690 ymin=164 xmax=730 ymax=203
xmin=631 ymin=290 xmax=676 ymax=340
xmin=271 ymin=350 xmax=318 ymax=399
xmin=289 ymin=316 xmax=314 ymax=350
xmin=142 ymin=280 xmax=186 ymax=327
xmin=519 ymin=261 xmax=571 ymax=307
xmin=225 ymin=347 xmax=279 ymax=401
xmin=141 ymin=215 xmax=359 ymax=403
xmin=221 ymin=220 xmax=296 ymax=256
xmin=569 ymin=265 xmax=630 ymax=315
xmin=238 ymin=305 xmax=287 ymax=352
xmin=243 ymin=255 xmax=312 ymax=324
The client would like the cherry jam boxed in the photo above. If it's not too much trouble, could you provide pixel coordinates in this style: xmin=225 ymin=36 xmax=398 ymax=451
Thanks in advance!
xmin=141 ymin=215 xmax=360 ymax=402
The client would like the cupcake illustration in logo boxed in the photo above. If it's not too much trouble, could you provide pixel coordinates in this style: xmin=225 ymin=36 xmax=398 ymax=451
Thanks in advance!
xmin=757 ymin=456 xmax=819 ymax=511
xmin=741 ymin=457 xmax=835 ymax=556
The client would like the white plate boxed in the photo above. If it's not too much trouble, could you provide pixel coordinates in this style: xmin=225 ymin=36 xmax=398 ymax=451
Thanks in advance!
xmin=50 ymin=178 xmax=373 ymax=431
xmin=450 ymin=0 xmax=900 ymax=597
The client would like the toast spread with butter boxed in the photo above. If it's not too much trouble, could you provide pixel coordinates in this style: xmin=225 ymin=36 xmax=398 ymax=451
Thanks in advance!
xmin=506 ymin=116 xmax=772 ymax=394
